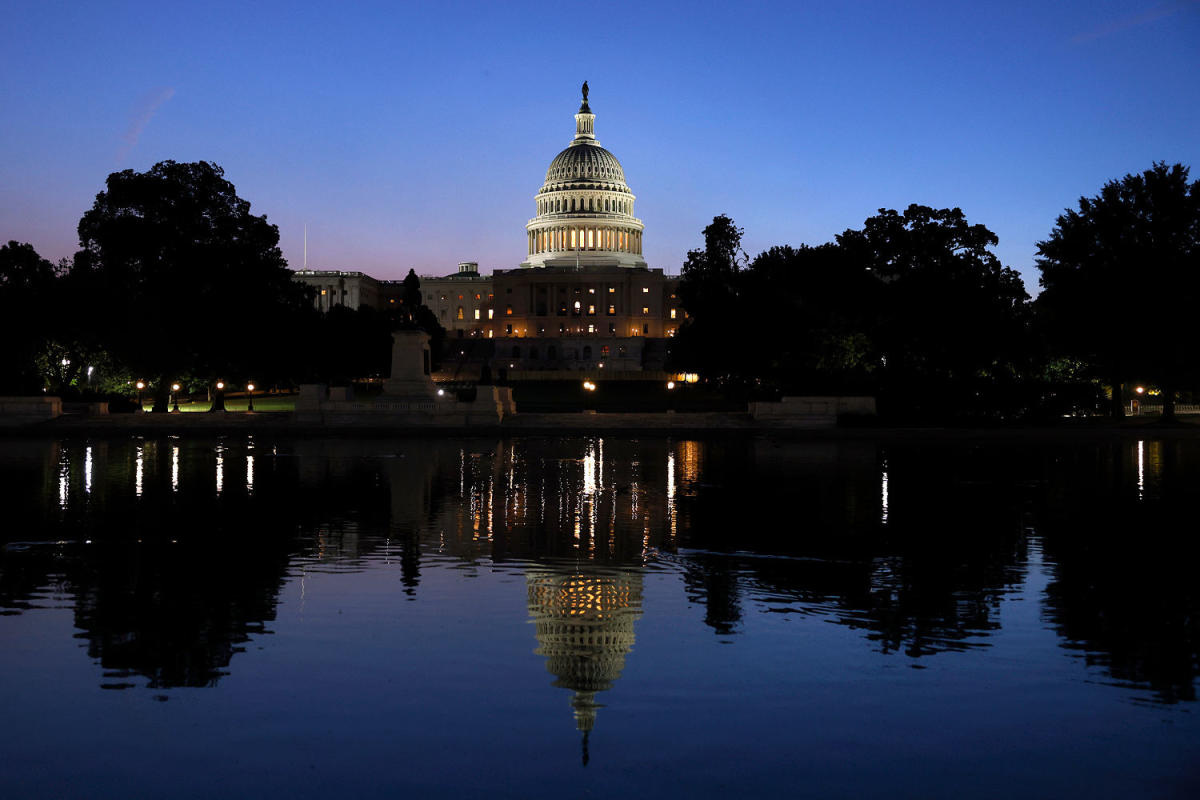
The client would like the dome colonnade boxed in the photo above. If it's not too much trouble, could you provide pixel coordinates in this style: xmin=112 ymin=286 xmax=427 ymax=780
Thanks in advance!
xmin=523 ymin=87 xmax=645 ymax=268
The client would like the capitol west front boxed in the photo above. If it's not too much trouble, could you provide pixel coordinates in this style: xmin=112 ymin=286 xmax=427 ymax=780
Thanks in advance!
xmin=293 ymin=87 xmax=681 ymax=375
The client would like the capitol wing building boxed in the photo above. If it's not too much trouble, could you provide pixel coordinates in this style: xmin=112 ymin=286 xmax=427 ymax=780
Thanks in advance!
xmin=293 ymin=87 xmax=680 ymax=375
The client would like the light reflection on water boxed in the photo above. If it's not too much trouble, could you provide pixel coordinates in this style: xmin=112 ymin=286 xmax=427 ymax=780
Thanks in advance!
xmin=1 ymin=435 xmax=1198 ymax=797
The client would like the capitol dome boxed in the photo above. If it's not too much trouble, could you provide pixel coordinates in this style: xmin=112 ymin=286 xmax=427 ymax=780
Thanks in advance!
xmin=523 ymin=84 xmax=646 ymax=269
xmin=544 ymin=144 xmax=627 ymax=187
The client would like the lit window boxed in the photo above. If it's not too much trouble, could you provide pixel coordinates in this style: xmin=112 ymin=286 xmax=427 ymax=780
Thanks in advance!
xmin=505 ymin=305 xmax=513 ymax=316
xmin=588 ymin=324 xmax=595 ymax=334
xmin=320 ymin=289 xmax=327 ymax=296
xmin=607 ymin=305 xmax=615 ymax=315
xmin=574 ymin=300 xmax=581 ymax=311
xmin=588 ymin=288 xmax=595 ymax=294
xmin=642 ymin=306 xmax=649 ymax=315
xmin=456 ymin=306 xmax=464 ymax=320
xmin=488 ymin=309 xmax=494 ymax=319
xmin=389 ymin=298 xmax=395 ymax=304
xmin=588 ymin=304 xmax=595 ymax=315
xmin=670 ymin=308 xmax=677 ymax=319
xmin=474 ymin=309 xmax=481 ymax=320
xmin=608 ymin=287 xmax=615 ymax=294
xmin=642 ymin=287 xmax=649 ymax=293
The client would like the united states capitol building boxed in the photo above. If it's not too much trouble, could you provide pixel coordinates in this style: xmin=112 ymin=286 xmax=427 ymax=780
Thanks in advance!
xmin=293 ymin=85 xmax=681 ymax=374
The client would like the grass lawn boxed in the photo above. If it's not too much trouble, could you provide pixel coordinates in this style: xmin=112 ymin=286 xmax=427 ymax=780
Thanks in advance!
xmin=142 ymin=394 xmax=297 ymax=412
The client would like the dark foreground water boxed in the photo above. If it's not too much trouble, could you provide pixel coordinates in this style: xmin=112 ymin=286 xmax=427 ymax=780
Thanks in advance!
xmin=0 ymin=435 xmax=1197 ymax=798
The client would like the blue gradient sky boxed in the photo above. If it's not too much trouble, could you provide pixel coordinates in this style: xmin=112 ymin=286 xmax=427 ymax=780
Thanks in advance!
xmin=2 ymin=1 xmax=1198 ymax=291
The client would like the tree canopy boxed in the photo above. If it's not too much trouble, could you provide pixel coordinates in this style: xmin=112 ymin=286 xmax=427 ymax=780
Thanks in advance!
xmin=672 ymin=215 xmax=748 ymax=378
xmin=837 ymin=205 xmax=1030 ymax=382
xmin=672 ymin=207 xmax=1035 ymax=417
xmin=76 ymin=160 xmax=311 ymax=408
xmin=1037 ymin=162 xmax=1200 ymax=418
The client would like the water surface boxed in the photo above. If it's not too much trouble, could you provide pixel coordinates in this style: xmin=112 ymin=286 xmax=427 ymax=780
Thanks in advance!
xmin=1 ymin=435 xmax=1197 ymax=798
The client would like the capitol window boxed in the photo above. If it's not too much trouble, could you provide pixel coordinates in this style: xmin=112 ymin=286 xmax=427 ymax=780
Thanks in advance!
xmin=607 ymin=304 xmax=615 ymax=315
xmin=456 ymin=306 xmax=464 ymax=320
xmin=488 ymin=309 xmax=494 ymax=319
xmin=505 ymin=305 xmax=513 ymax=316
xmin=474 ymin=309 xmax=481 ymax=320
xmin=670 ymin=308 xmax=677 ymax=319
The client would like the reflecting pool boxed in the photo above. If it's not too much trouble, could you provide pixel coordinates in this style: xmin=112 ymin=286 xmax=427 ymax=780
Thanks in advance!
xmin=1 ymin=436 xmax=1198 ymax=798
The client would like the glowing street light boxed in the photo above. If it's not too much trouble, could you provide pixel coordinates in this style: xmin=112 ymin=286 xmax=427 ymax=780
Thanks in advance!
xmin=246 ymin=383 xmax=255 ymax=412
xmin=171 ymin=383 xmax=181 ymax=412
xmin=666 ymin=381 xmax=675 ymax=390
xmin=135 ymin=380 xmax=145 ymax=411
xmin=1136 ymin=386 xmax=1145 ymax=394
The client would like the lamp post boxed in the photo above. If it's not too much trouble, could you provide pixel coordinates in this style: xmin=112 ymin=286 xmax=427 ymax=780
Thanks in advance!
xmin=171 ymin=383 xmax=181 ymax=412
xmin=211 ymin=380 xmax=226 ymax=412
xmin=136 ymin=380 xmax=145 ymax=412
xmin=246 ymin=383 xmax=255 ymax=412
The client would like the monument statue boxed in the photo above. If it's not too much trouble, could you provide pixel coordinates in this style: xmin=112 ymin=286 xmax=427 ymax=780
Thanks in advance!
xmin=582 ymin=81 xmax=588 ymax=103
xmin=401 ymin=268 xmax=422 ymax=325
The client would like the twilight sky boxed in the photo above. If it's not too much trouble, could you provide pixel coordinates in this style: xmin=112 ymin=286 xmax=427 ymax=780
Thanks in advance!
xmin=2 ymin=1 xmax=1198 ymax=291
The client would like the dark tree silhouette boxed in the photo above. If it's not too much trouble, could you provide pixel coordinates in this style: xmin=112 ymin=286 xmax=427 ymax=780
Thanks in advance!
xmin=673 ymin=215 xmax=748 ymax=378
xmin=836 ymin=205 xmax=1031 ymax=417
xmin=838 ymin=205 xmax=1030 ymax=380
xmin=76 ymin=160 xmax=311 ymax=410
xmin=1036 ymin=162 xmax=1200 ymax=420
xmin=738 ymin=243 xmax=882 ymax=392
xmin=0 ymin=242 xmax=59 ymax=392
